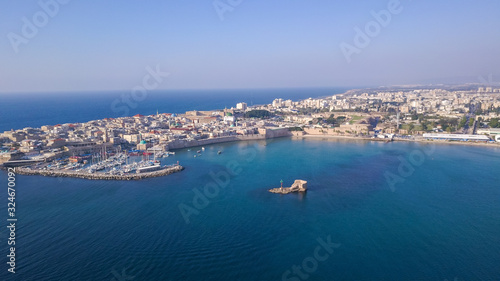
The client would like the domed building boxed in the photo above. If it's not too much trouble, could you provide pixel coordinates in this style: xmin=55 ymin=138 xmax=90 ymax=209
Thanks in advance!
xmin=136 ymin=140 xmax=152 ymax=150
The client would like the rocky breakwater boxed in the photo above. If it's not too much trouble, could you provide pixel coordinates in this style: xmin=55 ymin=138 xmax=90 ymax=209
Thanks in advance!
xmin=269 ymin=180 xmax=307 ymax=194
xmin=13 ymin=165 xmax=184 ymax=181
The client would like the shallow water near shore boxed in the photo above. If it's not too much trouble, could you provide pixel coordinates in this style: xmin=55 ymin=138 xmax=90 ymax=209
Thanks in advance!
xmin=1 ymin=138 xmax=500 ymax=280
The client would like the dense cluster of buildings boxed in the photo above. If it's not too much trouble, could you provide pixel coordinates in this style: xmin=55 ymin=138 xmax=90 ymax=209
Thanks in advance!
xmin=261 ymin=88 xmax=500 ymax=117
xmin=0 ymin=108 xmax=289 ymax=163
xmin=258 ymin=86 xmax=500 ymax=137
xmin=2 ymin=86 xmax=500 ymax=164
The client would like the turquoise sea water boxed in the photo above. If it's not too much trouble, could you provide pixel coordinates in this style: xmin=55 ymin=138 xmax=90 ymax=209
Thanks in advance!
xmin=1 ymin=138 xmax=500 ymax=280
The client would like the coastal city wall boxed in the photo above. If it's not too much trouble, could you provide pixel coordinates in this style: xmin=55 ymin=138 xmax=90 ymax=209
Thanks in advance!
xmin=166 ymin=128 xmax=291 ymax=150
xmin=0 ymin=151 xmax=64 ymax=165
xmin=260 ymin=128 xmax=291 ymax=138
xmin=304 ymin=128 xmax=338 ymax=135
xmin=166 ymin=135 xmax=264 ymax=150
xmin=303 ymin=125 xmax=372 ymax=135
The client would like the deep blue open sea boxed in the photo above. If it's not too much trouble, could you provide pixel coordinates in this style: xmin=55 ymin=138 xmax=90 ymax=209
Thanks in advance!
xmin=0 ymin=88 xmax=343 ymax=132
xmin=1 ymin=89 xmax=500 ymax=280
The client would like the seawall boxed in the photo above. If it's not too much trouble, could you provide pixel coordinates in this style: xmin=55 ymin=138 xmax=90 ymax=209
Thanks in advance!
xmin=12 ymin=165 xmax=184 ymax=181
xmin=167 ymin=129 xmax=291 ymax=150
xmin=166 ymin=135 xmax=266 ymax=150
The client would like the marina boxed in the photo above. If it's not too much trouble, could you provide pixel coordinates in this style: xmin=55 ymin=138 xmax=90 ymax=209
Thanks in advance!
xmin=14 ymin=164 xmax=183 ymax=180
xmin=5 ymin=149 xmax=184 ymax=180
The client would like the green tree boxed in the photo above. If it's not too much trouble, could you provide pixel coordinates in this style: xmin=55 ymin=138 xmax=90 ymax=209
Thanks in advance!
xmin=490 ymin=118 xmax=500 ymax=128
xmin=244 ymin=110 xmax=272 ymax=119
xmin=325 ymin=114 xmax=336 ymax=125
xmin=458 ymin=116 xmax=467 ymax=128
xmin=336 ymin=116 xmax=346 ymax=124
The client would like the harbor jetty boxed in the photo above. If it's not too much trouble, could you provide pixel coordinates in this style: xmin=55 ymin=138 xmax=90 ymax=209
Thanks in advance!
xmin=13 ymin=165 xmax=184 ymax=181
xmin=269 ymin=179 xmax=307 ymax=194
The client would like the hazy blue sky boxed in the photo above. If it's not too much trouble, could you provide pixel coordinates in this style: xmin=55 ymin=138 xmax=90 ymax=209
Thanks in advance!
xmin=1 ymin=0 xmax=499 ymax=92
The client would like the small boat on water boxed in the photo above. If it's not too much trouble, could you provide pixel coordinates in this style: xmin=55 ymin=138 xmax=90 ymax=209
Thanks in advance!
xmin=197 ymin=150 xmax=201 ymax=153
xmin=202 ymin=147 xmax=205 ymax=151
xmin=217 ymin=151 xmax=222 ymax=154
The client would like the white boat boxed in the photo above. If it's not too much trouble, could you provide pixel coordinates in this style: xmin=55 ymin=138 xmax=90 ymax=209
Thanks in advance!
xmin=136 ymin=163 xmax=162 ymax=173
